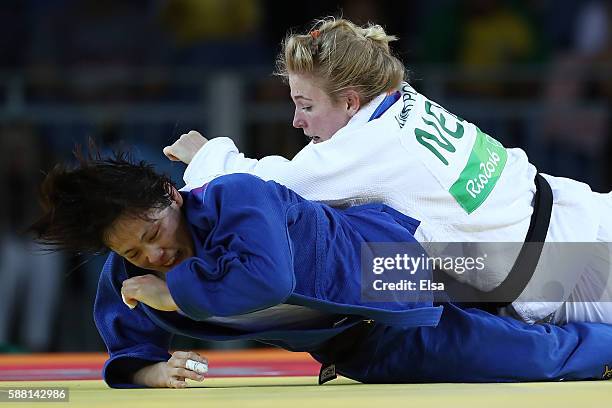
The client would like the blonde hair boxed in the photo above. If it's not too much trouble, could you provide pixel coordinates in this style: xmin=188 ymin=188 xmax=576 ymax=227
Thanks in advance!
xmin=276 ymin=17 xmax=406 ymax=104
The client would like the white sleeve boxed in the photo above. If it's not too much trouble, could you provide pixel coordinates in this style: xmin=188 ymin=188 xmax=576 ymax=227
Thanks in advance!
xmin=182 ymin=134 xmax=387 ymax=205
xmin=182 ymin=137 xmax=263 ymax=190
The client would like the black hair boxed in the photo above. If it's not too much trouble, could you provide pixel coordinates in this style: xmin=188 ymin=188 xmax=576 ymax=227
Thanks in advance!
xmin=30 ymin=146 xmax=175 ymax=254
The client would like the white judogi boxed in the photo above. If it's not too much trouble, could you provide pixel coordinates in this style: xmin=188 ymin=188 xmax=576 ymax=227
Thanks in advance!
xmin=183 ymin=83 xmax=612 ymax=323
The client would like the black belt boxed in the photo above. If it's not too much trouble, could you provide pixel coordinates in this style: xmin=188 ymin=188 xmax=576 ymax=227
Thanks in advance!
xmin=312 ymin=319 xmax=375 ymax=385
xmin=433 ymin=173 xmax=554 ymax=310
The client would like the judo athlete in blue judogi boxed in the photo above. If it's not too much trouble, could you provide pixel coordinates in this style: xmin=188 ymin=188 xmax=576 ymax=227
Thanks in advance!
xmin=32 ymin=153 xmax=612 ymax=388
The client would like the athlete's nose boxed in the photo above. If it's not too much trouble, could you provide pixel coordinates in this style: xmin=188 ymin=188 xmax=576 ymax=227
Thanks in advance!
xmin=293 ymin=109 xmax=305 ymax=129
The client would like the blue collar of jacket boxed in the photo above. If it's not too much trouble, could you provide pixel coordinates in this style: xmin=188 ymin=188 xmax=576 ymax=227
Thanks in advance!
xmin=368 ymin=91 xmax=401 ymax=121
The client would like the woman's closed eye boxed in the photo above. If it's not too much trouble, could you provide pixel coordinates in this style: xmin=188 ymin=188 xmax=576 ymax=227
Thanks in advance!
xmin=148 ymin=228 xmax=160 ymax=242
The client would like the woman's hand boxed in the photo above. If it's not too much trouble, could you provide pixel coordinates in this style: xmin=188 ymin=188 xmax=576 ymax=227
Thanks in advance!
xmin=163 ymin=130 xmax=208 ymax=164
xmin=121 ymin=274 xmax=178 ymax=311
xmin=133 ymin=351 xmax=208 ymax=388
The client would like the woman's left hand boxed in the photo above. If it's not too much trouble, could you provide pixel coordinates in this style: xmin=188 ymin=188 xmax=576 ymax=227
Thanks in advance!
xmin=121 ymin=274 xmax=179 ymax=311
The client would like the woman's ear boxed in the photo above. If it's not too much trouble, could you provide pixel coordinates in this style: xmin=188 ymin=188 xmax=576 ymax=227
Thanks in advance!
xmin=344 ymin=89 xmax=361 ymax=117
xmin=170 ymin=186 xmax=183 ymax=207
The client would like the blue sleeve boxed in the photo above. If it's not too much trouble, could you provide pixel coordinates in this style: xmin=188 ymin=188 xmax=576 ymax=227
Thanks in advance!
xmin=166 ymin=174 xmax=297 ymax=319
xmin=366 ymin=303 xmax=612 ymax=382
xmin=94 ymin=253 xmax=172 ymax=388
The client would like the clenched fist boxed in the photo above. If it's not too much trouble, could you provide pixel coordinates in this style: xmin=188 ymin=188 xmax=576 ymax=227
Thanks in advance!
xmin=163 ymin=130 xmax=208 ymax=164
xmin=121 ymin=274 xmax=178 ymax=311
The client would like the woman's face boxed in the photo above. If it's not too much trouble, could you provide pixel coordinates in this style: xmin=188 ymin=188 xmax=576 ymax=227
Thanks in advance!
xmin=289 ymin=73 xmax=357 ymax=143
xmin=105 ymin=188 xmax=194 ymax=273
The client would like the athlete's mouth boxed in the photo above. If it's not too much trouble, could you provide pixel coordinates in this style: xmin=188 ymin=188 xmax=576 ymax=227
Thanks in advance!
xmin=163 ymin=250 xmax=180 ymax=268
xmin=163 ymin=256 xmax=176 ymax=267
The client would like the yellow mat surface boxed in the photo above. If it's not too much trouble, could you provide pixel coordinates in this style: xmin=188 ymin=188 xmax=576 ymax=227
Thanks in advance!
xmin=1 ymin=377 xmax=610 ymax=408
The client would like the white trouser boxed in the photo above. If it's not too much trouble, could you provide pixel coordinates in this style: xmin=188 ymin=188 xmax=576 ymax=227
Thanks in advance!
xmin=552 ymin=191 xmax=612 ymax=324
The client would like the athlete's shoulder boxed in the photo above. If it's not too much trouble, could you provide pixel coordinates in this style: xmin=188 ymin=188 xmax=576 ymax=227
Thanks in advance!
xmin=209 ymin=173 xmax=264 ymax=189
xmin=206 ymin=173 xmax=292 ymax=200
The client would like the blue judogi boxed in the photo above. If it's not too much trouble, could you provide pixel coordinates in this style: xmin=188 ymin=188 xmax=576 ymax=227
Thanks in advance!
xmin=93 ymin=174 xmax=612 ymax=388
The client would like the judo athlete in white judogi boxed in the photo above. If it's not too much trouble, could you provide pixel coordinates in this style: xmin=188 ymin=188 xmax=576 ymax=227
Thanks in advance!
xmin=165 ymin=18 xmax=612 ymax=325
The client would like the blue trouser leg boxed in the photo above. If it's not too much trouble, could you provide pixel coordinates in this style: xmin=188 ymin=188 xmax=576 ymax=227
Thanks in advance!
xmin=334 ymin=304 xmax=612 ymax=383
